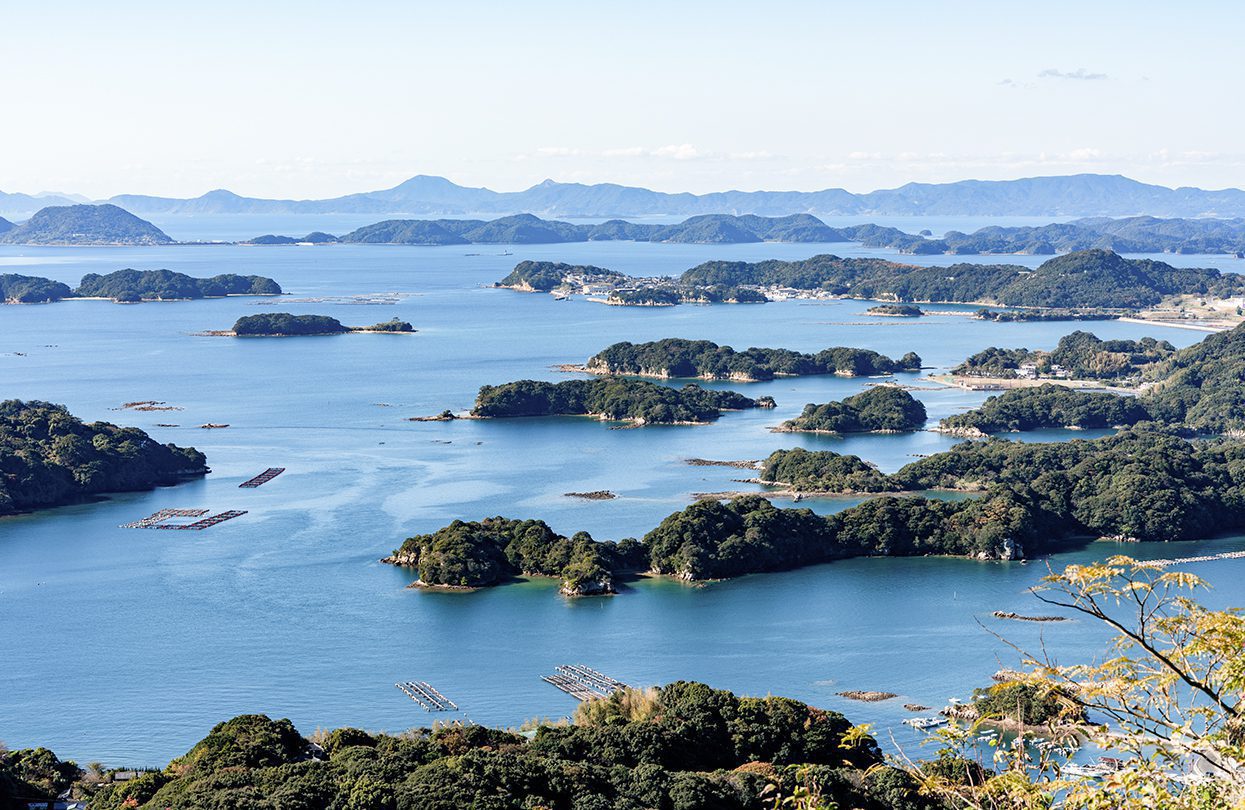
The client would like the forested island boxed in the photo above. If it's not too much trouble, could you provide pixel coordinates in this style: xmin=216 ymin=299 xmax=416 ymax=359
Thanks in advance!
xmin=496 ymin=250 xmax=1245 ymax=318
xmin=0 ymin=400 xmax=207 ymax=516
xmin=867 ymin=303 xmax=924 ymax=317
xmin=0 ymin=203 xmax=173 ymax=245
xmin=951 ymin=331 xmax=1175 ymax=381
xmin=778 ymin=387 xmax=928 ymax=434
xmin=76 ymin=269 xmax=282 ymax=302
xmin=0 ymin=268 xmax=282 ymax=304
xmin=9 ymin=684 xmax=938 ymax=810
xmin=384 ymin=517 xmax=646 ymax=594
xmin=242 ymin=231 xmax=339 ymax=245
xmin=470 ymin=377 xmax=774 ymax=425
xmin=584 ymin=339 xmax=921 ymax=381
xmin=228 ymin=313 xmax=414 ymax=336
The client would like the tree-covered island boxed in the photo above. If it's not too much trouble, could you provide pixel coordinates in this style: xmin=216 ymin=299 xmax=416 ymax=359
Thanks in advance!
xmin=0 ymin=268 xmax=283 ymax=304
xmin=470 ymin=377 xmax=774 ymax=425
xmin=384 ymin=517 xmax=646 ymax=595
xmin=0 ymin=400 xmax=208 ymax=516
xmin=228 ymin=313 xmax=415 ymax=336
xmin=585 ymin=338 xmax=920 ymax=381
xmin=777 ymin=386 xmax=928 ymax=433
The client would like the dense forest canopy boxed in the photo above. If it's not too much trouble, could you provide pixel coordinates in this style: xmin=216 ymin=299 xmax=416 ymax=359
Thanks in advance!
xmin=76 ymin=269 xmax=282 ymax=302
xmin=0 ymin=273 xmax=73 ymax=303
xmin=471 ymin=377 xmax=772 ymax=424
xmin=1 ymin=269 xmax=282 ymax=304
xmin=388 ymin=517 xmax=645 ymax=594
xmin=587 ymin=339 xmax=920 ymax=381
xmin=939 ymin=385 xmax=1152 ymax=434
xmin=232 ymin=313 xmax=349 ymax=336
xmin=0 ymin=400 xmax=207 ymax=516
xmin=27 ymin=683 xmax=939 ymax=810
xmin=780 ymin=387 xmax=928 ymax=433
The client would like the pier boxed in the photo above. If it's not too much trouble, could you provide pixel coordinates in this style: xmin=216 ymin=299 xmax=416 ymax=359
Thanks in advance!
xmin=239 ymin=467 xmax=285 ymax=488
xmin=542 ymin=664 xmax=629 ymax=701
xmin=395 ymin=681 xmax=458 ymax=711
xmin=121 ymin=508 xmax=208 ymax=529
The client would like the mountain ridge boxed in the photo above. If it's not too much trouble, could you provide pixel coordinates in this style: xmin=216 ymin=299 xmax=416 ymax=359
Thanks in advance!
xmin=8 ymin=173 xmax=1245 ymax=219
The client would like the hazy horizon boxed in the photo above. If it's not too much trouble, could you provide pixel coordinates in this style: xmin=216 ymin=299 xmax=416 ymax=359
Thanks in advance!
xmin=2 ymin=0 xmax=1242 ymax=199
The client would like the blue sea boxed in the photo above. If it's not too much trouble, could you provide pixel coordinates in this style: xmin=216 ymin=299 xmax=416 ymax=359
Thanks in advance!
xmin=2 ymin=221 xmax=1243 ymax=764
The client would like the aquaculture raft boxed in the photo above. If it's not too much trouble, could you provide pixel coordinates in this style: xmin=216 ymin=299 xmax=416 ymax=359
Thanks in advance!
xmin=121 ymin=508 xmax=209 ymax=528
xmin=154 ymin=510 xmax=248 ymax=530
xmin=395 ymin=681 xmax=458 ymax=711
xmin=239 ymin=467 xmax=285 ymax=488
xmin=542 ymin=664 xmax=629 ymax=701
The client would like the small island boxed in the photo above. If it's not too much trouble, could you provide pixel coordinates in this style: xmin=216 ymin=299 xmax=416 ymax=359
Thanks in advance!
xmin=226 ymin=313 xmax=415 ymax=336
xmin=777 ymin=387 xmax=927 ymax=434
xmin=584 ymin=338 xmax=921 ymax=382
xmin=867 ymin=303 xmax=924 ymax=317
xmin=0 ymin=400 xmax=207 ymax=516
xmin=495 ymin=260 xmax=625 ymax=292
xmin=76 ymin=268 xmax=282 ymax=302
xmin=471 ymin=377 xmax=774 ymax=425
xmin=383 ymin=517 xmax=646 ymax=595
xmin=0 ymin=268 xmax=283 ymax=304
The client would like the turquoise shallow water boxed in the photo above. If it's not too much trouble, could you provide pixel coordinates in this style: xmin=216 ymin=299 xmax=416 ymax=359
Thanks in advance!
xmin=1 ymin=233 xmax=1242 ymax=764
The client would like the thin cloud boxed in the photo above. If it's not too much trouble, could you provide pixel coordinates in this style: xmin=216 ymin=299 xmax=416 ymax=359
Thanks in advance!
xmin=1038 ymin=68 xmax=1108 ymax=81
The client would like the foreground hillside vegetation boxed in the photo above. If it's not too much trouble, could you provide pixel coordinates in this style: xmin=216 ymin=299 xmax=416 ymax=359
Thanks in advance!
xmin=15 ymin=682 xmax=934 ymax=810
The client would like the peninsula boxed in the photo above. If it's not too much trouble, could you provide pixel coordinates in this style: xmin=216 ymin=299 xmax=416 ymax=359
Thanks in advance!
xmin=0 ymin=400 xmax=207 ymax=516
xmin=494 ymin=249 xmax=1245 ymax=324
xmin=0 ymin=203 xmax=173 ymax=245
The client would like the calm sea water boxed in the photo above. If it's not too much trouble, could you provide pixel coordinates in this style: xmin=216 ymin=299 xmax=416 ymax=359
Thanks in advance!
xmin=2 ymin=230 xmax=1243 ymax=764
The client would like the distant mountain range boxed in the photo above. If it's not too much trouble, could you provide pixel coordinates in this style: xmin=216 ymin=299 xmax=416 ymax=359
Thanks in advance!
xmin=7 ymin=173 xmax=1245 ymax=219
xmin=7 ymin=204 xmax=1245 ymax=255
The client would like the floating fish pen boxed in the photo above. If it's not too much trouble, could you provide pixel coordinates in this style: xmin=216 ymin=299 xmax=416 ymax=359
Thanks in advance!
xmin=1149 ymin=550 xmax=1245 ymax=567
xmin=121 ymin=508 xmax=209 ymax=529
xmin=152 ymin=510 xmax=248 ymax=530
xmin=395 ymin=681 xmax=458 ymax=711
xmin=239 ymin=467 xmax=286 ymax=488
xmin=543 ymin=664 xmax=629 ymax=701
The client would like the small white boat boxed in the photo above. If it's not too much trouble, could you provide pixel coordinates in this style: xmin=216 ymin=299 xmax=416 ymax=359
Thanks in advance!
xmin=903 ymin=716 xmax=947 ymax=729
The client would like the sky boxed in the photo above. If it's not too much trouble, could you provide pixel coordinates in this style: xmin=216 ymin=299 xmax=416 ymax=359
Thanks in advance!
xmin=1 ymin=0 xmax=1242 ymax=200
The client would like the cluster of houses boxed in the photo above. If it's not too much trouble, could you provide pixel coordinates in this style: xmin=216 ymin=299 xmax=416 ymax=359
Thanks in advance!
xmin=1015 ymin=362 xmax=1069 ymax=380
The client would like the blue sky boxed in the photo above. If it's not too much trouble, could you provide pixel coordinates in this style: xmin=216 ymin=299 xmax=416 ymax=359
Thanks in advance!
xmin=1 ymin=0 xmax=1241 ymax=198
